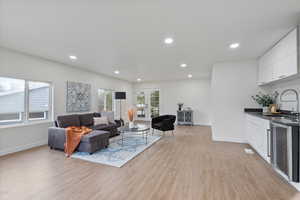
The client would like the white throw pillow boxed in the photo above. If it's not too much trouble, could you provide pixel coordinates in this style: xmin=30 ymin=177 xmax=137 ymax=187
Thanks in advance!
xmin=101 ymin=112 xmax=115 ymax=124
xmin=94 ymin=117 xmax=108 ymax=125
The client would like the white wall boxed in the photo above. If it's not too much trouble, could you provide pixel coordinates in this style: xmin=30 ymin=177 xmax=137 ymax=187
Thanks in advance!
xmin=133 ymin=79 xmax=211 ymax=126
xmin=0 ymin=47 xmax=133 ymax=156
xmin=211 ymin=60 xmax=259 ymax=143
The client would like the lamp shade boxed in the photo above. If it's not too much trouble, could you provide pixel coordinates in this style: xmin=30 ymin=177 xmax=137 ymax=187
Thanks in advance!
xmin=115 ymin=92 xmax=126 ymax=99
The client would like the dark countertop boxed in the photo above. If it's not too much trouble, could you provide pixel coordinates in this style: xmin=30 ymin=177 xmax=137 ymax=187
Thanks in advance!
xmin=245 ymin=108 xmax=300 ymax=127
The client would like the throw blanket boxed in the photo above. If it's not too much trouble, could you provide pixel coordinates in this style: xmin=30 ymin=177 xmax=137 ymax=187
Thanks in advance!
xmin=65 ymin=126 xmax=92 ymax=157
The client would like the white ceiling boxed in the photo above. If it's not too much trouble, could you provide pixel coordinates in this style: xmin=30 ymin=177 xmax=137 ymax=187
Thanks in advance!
xmin=0 ymin=0 xmax=300 ymax=82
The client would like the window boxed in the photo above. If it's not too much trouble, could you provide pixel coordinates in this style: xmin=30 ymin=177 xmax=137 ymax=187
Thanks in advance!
xmin=0 ymin=77 xmax=52 ymax=126
xmin=135 ymin=89 xmax=160 ymax=119
xmin=150 ymin=90 xmax=160 ymax=118
xmin=136 ymin=92 xmax=146 ymax=118
xmin=0 ymin=77 xmax=25 ymax=124
xmin=29 ymin=81 xmax=50 ymax=120
xmin=137 ymin=92 xmax=145 ymax=105
xmin=98 ymin=89 xmax=115 ymax=112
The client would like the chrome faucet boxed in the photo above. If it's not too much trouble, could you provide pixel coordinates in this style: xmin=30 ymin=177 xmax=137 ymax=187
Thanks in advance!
xmin=280 ymin=89 xmax=299 ymax=114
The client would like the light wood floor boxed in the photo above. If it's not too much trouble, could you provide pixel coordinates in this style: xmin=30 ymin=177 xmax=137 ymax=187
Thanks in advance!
xmin=0 ymin=126 xmax=298 ymax=200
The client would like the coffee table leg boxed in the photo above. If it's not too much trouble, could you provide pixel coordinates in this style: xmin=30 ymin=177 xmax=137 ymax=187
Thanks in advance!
xmin=146 ymin=131 xmax=148 ymax=144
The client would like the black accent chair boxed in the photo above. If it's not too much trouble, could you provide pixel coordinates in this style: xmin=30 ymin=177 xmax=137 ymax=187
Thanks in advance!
xmin=151 ymin=115 xmax=176 ymax=135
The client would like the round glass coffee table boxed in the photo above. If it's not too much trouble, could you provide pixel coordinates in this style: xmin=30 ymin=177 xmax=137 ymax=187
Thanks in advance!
xmin=118 ymin=124 xmax=150 ymax=146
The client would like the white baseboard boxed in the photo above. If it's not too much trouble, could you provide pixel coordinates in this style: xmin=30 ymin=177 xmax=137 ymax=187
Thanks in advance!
xmin=0 ymin=140 xmax=47 ymax=157
xmin=175 ymin=123 xmax=211 ymax=126
xmin=193 ymin=123 xmax=212 ymax=126
xmin=212 ymin=136 xmax=246 ymax=144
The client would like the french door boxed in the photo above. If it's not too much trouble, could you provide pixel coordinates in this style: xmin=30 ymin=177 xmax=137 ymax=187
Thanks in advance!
xmin=135 ymin=89 xmax=160 ymax=120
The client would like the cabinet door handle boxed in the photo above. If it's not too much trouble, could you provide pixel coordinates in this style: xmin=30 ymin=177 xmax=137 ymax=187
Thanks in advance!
xmin=267 ymin=129 xmax=271 ymax=157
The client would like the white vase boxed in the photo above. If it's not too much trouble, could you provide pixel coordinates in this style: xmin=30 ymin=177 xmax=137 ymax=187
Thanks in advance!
xmin=262 ymin=106 xmax=269 ymax=113
xmin=129 ymin=122 xmax=134 ymax=128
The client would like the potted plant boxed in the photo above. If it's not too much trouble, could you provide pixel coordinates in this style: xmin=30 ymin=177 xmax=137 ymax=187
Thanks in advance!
xmin=252 ymin=92 xmax=278 ymax=113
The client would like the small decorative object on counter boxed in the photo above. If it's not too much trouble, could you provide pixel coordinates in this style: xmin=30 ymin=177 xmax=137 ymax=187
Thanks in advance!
xmin=251 ymin=92 xmax=278 ymax=114
xmin=177 ymin=103 xmax=184 ymax=111
xmin=128 ymin=108 xmax=135 ymax=128
xmin=269 ymin=104 xmax=279 ymax=114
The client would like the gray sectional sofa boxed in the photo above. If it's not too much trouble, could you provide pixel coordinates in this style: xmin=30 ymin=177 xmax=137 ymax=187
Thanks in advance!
xmin=48 ymin=112 xmax=123 ymax=154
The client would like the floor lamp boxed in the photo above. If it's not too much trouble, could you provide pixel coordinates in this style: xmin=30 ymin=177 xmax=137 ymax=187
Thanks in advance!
xmin=115 ymin=92 xmax=126 ymax=121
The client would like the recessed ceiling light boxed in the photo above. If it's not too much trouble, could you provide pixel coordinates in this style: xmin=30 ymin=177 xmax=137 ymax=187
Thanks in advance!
xmin=180 ymin=63 xmax=187 ymax=68
xmin=137 ymin=78 xmax=141 ymax=82
xmin=114 ymin=70 xmax=120 ymax=74
xmin=164 ymin=37 xmax=174 ymax=44
xmin=188 ymin=74 xmax=192 ymax=78
xmin=69 ymin=55 xmax=77 ymax=61
xmin=229 ymin=43 xmax=240 ymax=49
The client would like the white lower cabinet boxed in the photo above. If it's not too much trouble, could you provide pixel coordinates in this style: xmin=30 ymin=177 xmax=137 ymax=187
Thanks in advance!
xmin=246 ymin=114 xmax=271 ymax=163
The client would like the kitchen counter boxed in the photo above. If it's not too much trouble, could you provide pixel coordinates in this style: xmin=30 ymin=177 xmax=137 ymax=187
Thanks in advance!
xmin=245 ymin=108 xmax=300 ymax=191
xmin=245 ymin=108 xmax=300 ymax=127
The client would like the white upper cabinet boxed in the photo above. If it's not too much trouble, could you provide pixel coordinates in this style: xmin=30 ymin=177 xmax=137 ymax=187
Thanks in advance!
xmin=258 ymin=27 xmax=299 ymax=85
xmin=273 ymin=29 xmax=298 ymax=80
xmin=258 ymin=50 xmax=273 ymax=84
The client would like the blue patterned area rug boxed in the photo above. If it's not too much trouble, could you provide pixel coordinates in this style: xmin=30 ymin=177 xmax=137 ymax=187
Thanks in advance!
xmin=71 ymin=133 xmax=161 ymax=167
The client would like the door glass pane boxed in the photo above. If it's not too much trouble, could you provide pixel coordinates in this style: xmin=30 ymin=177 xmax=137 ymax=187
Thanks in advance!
xmin=105 ymin=92 xmax=113 ymax=111
xmin=185 ymin=111 xmax=192 ymax=122
xmin=136 ymin=92 xmax=146 ymax=118
xmin=150 ymin=90 xmax=159 ymax=118
xmin=98 ymin=89 xmax=114 ymax=112
xmin=28 ymin=81 xmax=50 ymax=120
xmin=0 ymin=77 xmax=25 ymax=124
xmin=178 ymin=111 xmax=184 ymax=122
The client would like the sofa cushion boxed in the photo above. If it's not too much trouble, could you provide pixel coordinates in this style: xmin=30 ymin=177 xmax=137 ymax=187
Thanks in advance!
xmin=94 ymin=117 xmax=109 ymax=125
xmin=81 ymin=130 xmax=110 ymax=143
xmin=92 ymin=124 xmax=108 ymax=130
xmin=101 ymin=112 xmax=115 ymax=123
xmin=57 ymin=115 xmax=80 ymax=128
xmin=92 ymin=122 xmax=117 ymax=130
xmin=108 ymin=122 xmax=118 ymax=128
xmin=79 ymin=113 xmax=94 ymax=127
